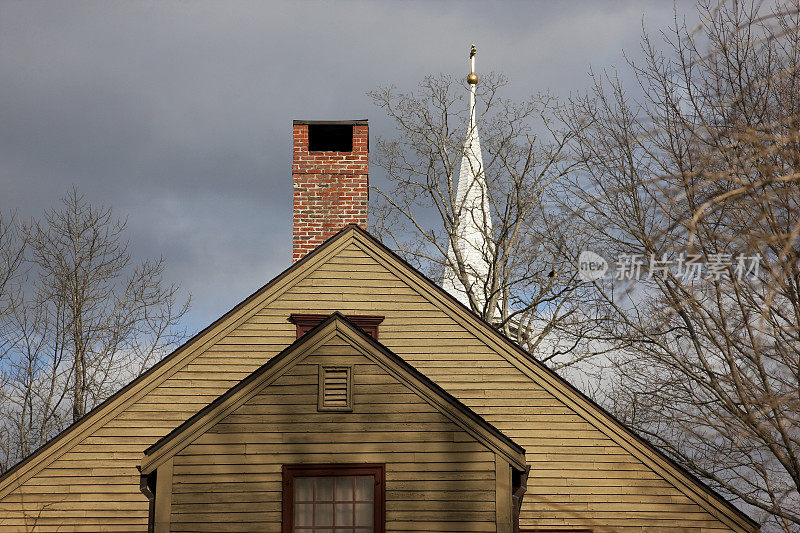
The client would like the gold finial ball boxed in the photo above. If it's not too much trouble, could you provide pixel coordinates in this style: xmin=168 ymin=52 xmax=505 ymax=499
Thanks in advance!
xmin=467 ymin=72 xmax=478 ymax=85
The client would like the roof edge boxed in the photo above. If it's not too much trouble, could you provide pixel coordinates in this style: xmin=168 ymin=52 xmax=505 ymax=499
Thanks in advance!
xmin=141 ymin=312 xmax=526 ymax=474
xmin=330 ymin=312 xmax=527 ymax=462
xmin=0 ymin=225 xmax=357 ymax=496
xmin=344 ymin=224 xmax=759 ymax=531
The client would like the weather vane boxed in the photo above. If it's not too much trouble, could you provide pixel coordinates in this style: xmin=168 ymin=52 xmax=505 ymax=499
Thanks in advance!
xmin=468 ymin=44 xmax=478 ymax=85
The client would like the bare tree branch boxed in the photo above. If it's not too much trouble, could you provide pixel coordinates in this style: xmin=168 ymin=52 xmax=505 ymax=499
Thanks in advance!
xmin=563 ymin=1 xmax=800 ymax=529
xmin=0 ymin=187 xmax=190 ymax=473
xmin=369 ymin=74 xmax=609 ymax=367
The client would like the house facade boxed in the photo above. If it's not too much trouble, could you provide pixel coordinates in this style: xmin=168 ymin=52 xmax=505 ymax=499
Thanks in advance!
xmin=0 ymin=119 xmax=757 ymax=532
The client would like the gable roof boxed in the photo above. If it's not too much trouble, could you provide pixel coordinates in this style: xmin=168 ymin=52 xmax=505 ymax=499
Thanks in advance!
xmin=338 ymin=225 xmax=758 ymax=531
xmin=140 ymin=312 xmax=527 ymax=475
xmin=0 ymin=224 xmax=758 ymax=532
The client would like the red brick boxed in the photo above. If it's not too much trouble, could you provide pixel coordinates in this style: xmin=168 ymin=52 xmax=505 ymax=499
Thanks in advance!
xmin=292 ymin=122 xmax=369 ymax=262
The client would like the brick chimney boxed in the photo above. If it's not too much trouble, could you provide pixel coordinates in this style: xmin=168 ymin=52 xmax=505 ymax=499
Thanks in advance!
xmin=292 ymin=120 xmax=369 ymax=262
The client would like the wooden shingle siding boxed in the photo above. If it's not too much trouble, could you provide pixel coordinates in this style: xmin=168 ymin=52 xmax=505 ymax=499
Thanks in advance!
xmin=168 ymin=342 xmax=498 ymax=532
xmin=0 ymin=229 xmax=753 ymax=531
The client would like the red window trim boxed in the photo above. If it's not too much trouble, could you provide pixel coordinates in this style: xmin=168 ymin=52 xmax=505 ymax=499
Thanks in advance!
xmin=289 ymin=314 xmax=384 ymax=339
xmin=282 ymin=463 xmax=386 ymax=533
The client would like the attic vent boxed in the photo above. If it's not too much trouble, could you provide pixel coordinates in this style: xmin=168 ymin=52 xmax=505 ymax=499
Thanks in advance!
xmin=308 ymin=124 xmax=353 ymax=152
xmin=318 ymin=366 xmax=352 ymax=412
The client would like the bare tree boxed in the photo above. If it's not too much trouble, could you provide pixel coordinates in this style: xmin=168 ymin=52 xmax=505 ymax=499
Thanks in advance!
xmin=0 ymin=210 xmax=26 ymax=332
xmin=369 ymin=74 xmax=607 ymax=367
xmin=0 ymin=188 xmax=190 ymax=472
xmin=563 ymin=1 xmax=800 ymax=529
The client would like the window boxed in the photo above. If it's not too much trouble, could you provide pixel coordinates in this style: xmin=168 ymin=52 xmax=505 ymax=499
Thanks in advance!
xmin=288 ymin=314 xmax=384 ymax=340
xmin=283 ymin=464 xmax=385 ymax=533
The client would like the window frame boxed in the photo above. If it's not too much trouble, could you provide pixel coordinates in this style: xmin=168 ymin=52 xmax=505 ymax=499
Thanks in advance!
xmin=288 ymin=314 xmax=384 ymax=340
xmin=282 ymin=463 xmax=386 ymax=533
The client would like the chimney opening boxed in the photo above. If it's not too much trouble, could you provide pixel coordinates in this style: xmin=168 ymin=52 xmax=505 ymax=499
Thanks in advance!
xmin=308 ymin=124 xmax=353 ymax=152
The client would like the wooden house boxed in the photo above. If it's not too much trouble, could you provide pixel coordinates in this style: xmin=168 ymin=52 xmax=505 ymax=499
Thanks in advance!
xmin=0 ymin=119 xmax=758 ymax=532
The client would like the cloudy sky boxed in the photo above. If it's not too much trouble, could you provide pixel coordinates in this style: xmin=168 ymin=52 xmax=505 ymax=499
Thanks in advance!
xmin=0 ymin=0 xmax=695 ymax=332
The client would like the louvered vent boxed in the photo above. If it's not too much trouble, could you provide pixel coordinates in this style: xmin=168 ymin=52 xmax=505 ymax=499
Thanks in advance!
xmin=318 ymin=366 xmax=352 ymax=411
xmin=323 ymin=368 xmax=348 ymax=405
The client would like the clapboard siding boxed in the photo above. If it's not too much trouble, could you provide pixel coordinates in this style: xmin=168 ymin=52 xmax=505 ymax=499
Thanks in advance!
xmin=0 ymin=232 xmax=750 ymax=532
xmin=168 ymin=342 xmax=498 ymax=532
xmin=237 ymin=241 xmax=746 ymax=531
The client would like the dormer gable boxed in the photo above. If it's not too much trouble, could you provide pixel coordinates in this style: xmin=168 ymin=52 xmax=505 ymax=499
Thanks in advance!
xmin=141 ymin=312 xmax=527 ymax=475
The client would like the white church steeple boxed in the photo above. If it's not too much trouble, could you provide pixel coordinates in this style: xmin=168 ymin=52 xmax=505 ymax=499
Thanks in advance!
xmin=442 ymin=45 xmax=497 ymax=319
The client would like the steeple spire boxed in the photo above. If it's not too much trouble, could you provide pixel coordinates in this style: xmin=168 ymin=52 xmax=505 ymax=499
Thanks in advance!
xmin=467 ymin=44 xmax=478 ymax=132
xmin=442 ymin=45 xmax=498 ymax=319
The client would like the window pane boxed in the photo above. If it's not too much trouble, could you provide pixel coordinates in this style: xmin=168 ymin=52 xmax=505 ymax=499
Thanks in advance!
xmin=354 ymin=477 xmax=373 ymax=501
xmin=317 ymin=477 xmax=334 ymax=501
xmin=335 ymin=476 xmax=353 ymax=501
xmin=316 ymin=503 xmax=333 ymax=526
xmin=295 ymin=478 xmax=314 ymax=502
xmin=295 ymin=503 xmax=313 ymax=526
xmin=355 ymin=502 xmax=373 ymax=526
xmin=335 ymin=502 xmax=354 ymax=526
xmin=289 ymin=472 xmax=377 ymax=532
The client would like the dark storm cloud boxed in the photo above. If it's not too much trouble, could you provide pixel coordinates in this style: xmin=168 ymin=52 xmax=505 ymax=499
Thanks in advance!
xmin=0 ymin=0 xmax=692 ymax=330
